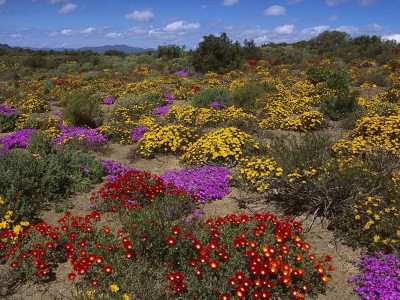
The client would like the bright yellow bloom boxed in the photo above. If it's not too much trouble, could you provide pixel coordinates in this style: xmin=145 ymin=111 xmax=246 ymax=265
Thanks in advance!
xmin=110 ymin=285 xmax=119 ymax=293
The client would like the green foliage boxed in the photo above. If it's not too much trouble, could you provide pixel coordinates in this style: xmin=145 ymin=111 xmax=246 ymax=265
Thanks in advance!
xmin=269 ymin=132 xmax=333 ymax=173
xmin=190 ymin=87 xmax=233 ymax=108
xmin=62 ymin=90 xmax=103 ymax=127
xmin=103 ymin=50 xmax=126 ymax=57
xmin=0 ymin=113 xmax=20 ymax=133
xmin=320 ymin=91 xmax=362 ymax=121
xmin=325 ymin=67 xmax=353 ymax=92
xmin=308 ymin=30 xmax=351 ymax=56
xmin=191 ymin=32 xmax=244 ymax=74
xmin=305 ymin=66 xmax=331 ymax=85
xmin=156 ymin=43 xmax=186 ymax=59
xmin=0 ymin=133 xmax=104 ymax=221
xmin=232 ymin=81 xmax=265 ymax=111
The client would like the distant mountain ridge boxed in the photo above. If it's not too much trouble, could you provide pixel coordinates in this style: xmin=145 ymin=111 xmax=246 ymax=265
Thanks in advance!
xmin=0 ymin=44 xmax=155 ymax=54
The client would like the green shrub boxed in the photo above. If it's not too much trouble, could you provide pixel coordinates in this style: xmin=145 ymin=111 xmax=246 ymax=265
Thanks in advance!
xmin=191 ymin=87 xmax=233 ymax=108
xmin=232 ymin=81 xmax=265 ymax=111
xmin=320 ymin=90 xmax=362 ymax=121
xmin=62 ymin=90 xmax=103 ymax=127
xmin=305 ymin=66 xmax=331 ymax=85
xmin=0 ymin=133 xmax=104 ymax=221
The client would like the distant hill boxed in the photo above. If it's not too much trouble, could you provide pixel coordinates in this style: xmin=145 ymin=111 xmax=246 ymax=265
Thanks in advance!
xmin=0 ymin=43 xmax=14 ymax=51
xmin=77 ymin=45 xmax=155 ymax=54
xmin=2 ymin=44 xmax=154 ymax=54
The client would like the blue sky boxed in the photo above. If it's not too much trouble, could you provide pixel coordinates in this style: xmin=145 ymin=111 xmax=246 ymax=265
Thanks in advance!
xmin=1 ymin=0 xmax=400 ymax=50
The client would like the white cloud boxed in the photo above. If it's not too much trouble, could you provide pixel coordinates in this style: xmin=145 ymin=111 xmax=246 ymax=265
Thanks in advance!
xmin=200 ymin=4 xmax=215 ymax=9
xmin=359 ymin=0 xmax=382 ymax=5
xmin=299 ymin=25 xmax=330 ymax=37
xmin=57 ymin=3 xmax=77 ymax=14
xmin=31 ymin=0 xmax=69 ymax=3
xmin=325 ymin=0 xmax=348 ymax=6
xmin=382 ymin=34 xmax=400 ymax=43
xmin=288 ymin=0 xmax=305 ymax=3
xmin=106 ymin=32 xmax=123 ymax=39
xmin=221 ymin=0 xmax=239 ymax=6
xmin=273 ymin=24 xmax=296 ymax=35
xmin=0 ymin=0 xmax=6 ymax=6
xmin=335 ymin=23 xmax=385 ymax=36
xmin=263 ymin=5 xmax=286 ymax=16
xmin=125 ymin=10 xmax=155 ymax=22
xmin=164 ymin=21 xmax=200 ymax=31
xmin=328 ymin=15 xmax=338 ymax=21
xmin=50 ymin=27 xmax=96 ymax=36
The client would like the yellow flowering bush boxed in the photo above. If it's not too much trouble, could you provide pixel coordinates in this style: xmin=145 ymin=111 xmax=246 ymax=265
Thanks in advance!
xmin=181 ymin=127 xmax=259 ymax=166
xmin=16 ymin=116 xmax=61 ymax=138
xmin=349 ymin=115 xmax=400 ymax=154
xmin=281 ymin=111 xmax=325 ymax=132
xmin=232 ymin=156 xmax=283 ymax=192
xmin=137 ymin=125 xmax=199 ymax=157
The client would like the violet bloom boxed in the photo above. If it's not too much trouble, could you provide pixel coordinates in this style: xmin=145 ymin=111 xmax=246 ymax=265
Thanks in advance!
xmin=154 ymin=106 xmax=171 ymax=116
xmin=210 ymin=102 xmax=226 ymax=109
xmin=0 ymin=105 xmax=23 ymax=116
xmin=0 ymin=129 xmax=37 ymax=153
xmin=54 ymin=125 xmax=107 ymax=147
xmin=174 ymin=66 xmax=188 ymax=77
xmin=165 ymin=93 xmax=174 ymax=104
xmin=103 ymin=98 xmax=116 ymax=105
xmin=101 ymin=159 xmax=137 ymax=182
xmin=132 ymin=126 xmax=147 ymax=141
xmin=348 ymin=252 xmax=400 ymax=300
xmin=160 ymin=165 xmax=231 ymax=203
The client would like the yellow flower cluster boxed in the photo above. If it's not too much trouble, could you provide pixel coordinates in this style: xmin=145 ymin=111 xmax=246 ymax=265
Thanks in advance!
xmin=17 ymin=116 xmax=61 ymax=138
xmin=138 ymin=125 xmax=198 ymax=157
xmin=280 ymin=111 xmax=325 ymax=132
xmin=181 ymin=127 xmax=258 ymax=166
xmin=0 ymin=197 xmax=29 ymax=243
xmin=352 ymin=196 xmax=400 ymax=247
xmin=349 ymin=115 xmax=400 ymax=154
xmin=234 ymin=156 xmax=283 ymax=191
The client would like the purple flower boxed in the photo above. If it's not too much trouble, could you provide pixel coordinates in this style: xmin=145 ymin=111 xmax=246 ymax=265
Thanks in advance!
xmin=54 ymin=125 xmax=107 ymax=147
xmin=0 ymin=129 xmax=37 ymax=153
xmin=47 ymin=101 xmax=56 ymax=106
xmin=348 ymin=252 xmax=400 ymax=300
xmin=101 ymin=159 xmax=137 ymax=182
xmin=132 ymin=126 xmax=147 ymax=141
xmin=0 ymin=105 xmax=23 ymax=116
xmin=210 ymin=102 xmax=226 ymax=109
xmin=103 ymin=98 xmax=116 ymax=105
xmin=174 ymin=66 xmax=188 ymax=77
xmin=160 ymin=165 xmax=231 ymax=204
xmin=154 ymin=106 xmax=171 ymax=116
xmin=165 ymin=93 xmax=174 ymax=104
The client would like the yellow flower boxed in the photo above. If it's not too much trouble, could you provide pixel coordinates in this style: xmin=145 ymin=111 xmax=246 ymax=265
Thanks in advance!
xmin=373 ymin=235 xmax=380 ymax=243
xmin=110 ymin=285 xmax=119 ymax=293
xmin=123 ymin=294 xmax=130 ymax=300
xmin=355 ymin=215 xmax=361 ymax=220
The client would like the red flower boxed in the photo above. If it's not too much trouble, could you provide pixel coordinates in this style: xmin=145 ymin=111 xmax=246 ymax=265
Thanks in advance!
xmin=235 ymin=271 xmax=246 ymax=281
xmin=208 ymin=259 xmax=219 ymax=269
xmin=252 ymin=290 xmax=262 ymax=299
xmin=194 ymin=269 xmax=203 ymax=276
xmin=166 ymin=237 xmax=176 ymax=245
xmin=125 ymin=252 xmax=134 ymax=259
xmin=227 ymin=277 xmax=237 ymax=285
xmin=172 ymin=226 xmax=181 ymax=235
xmin=103 ymin=265 xmax=113 ymax=274
xmin=220 ymin=293 xmax=231 ymax=300
xmin=67 ymin=273 xmax=77 ymax=280
xmin=10 ymin=261 xmax=18 ymax=268
xmin=91 ymin=279 xmax=99 ymax=286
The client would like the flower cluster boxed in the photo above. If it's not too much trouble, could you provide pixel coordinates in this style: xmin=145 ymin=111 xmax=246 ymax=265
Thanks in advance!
xmin=137 ymin=125 xmax=198 ymax=157
xmin=54 ymin=125 xmax=108 ymax=148
xmin=131 ymin=125 xmax=147 ymax=141
xmin=101 ymin=159 xmax=137 ymax=182
xmin=160 ymin=165 xmax=231 ymax=203
xmin=0 ymin=129 xmax=37 ymax=153
xmin=281 ymin=111 xmax=325 ymax=132
xmin=154 ymin=106 xmax=172 ymax=116
xmin=233 ymin=156 xmax=283 ymax=192
xmin=165 ymin=213 xmax=334 ymax=300
xmin=348 ymin=252 xmax=400 ymax=300
xmin=103 ymin=98 xmax=115 ymax=105
xmin=181 ymin=127 xmax=258 ymax=166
